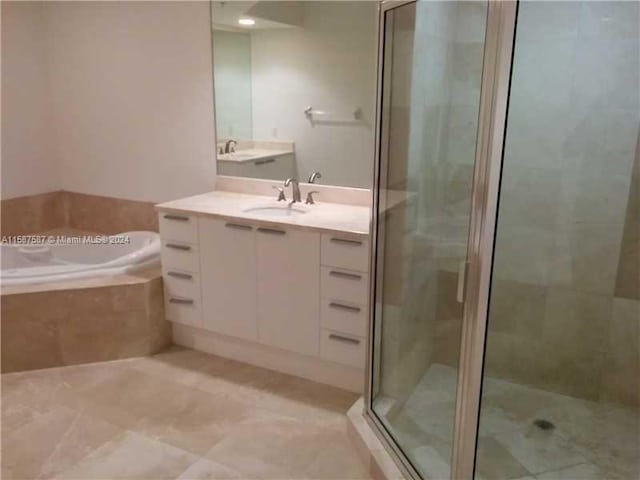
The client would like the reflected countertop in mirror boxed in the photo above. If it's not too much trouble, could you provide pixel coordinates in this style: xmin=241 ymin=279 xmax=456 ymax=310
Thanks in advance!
xmin=216 ymin=140 xmax=294 ymax=163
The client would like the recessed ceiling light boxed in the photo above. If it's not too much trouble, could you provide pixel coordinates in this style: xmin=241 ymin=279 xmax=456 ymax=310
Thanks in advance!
xmin=238 ymin=18 xmax=255 ymax=26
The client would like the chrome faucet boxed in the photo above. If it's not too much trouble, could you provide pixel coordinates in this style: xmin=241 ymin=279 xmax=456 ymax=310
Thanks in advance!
xmin=224 ymin=139 xmax=237 ymax=153
xmin=308 ymin=171 xmax=322 ymax=184
xmin=284 ymin=178 xmax=301 ymax=204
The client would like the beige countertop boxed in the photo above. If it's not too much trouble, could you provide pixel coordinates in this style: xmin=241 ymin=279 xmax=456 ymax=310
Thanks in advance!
xmin=156 ymin=190 xmax=372 ymax=237
xmin=217 ymin=148 xmax=293 ymax=163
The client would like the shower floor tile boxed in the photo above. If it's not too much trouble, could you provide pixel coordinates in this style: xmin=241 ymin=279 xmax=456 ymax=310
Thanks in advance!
xmin=1 ymin=347 xmax=370 ymax=480
xmin=381 ymin=364 xmax=640 ymax=480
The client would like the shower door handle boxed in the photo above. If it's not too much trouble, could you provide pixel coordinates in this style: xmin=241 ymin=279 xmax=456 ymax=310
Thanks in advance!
xmin=456 ymin=260 xmax=470 ymax=303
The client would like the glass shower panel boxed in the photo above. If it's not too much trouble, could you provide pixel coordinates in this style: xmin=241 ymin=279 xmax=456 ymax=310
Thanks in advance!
xmin=370 ymin=1 xmax=488 ymax=478
xmin=476 ymin=1 xmax=639 ymax=479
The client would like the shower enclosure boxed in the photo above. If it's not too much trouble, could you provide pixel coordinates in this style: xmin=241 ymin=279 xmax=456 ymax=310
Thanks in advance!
xmin=366 ymin=1 xmax=639 ymax=479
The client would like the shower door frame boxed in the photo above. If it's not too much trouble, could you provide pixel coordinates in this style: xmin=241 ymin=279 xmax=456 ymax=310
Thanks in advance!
xmin=364 ymin=1 xmax=518 ymax=479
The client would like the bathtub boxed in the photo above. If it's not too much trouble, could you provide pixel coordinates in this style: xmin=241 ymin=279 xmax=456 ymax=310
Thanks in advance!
xmin=1 ymin=231 xmax=160 ymax=286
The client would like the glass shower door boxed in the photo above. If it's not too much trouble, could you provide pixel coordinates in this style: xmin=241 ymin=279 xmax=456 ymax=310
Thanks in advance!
xmin=369 ymin=1 xmax=489 ymax=478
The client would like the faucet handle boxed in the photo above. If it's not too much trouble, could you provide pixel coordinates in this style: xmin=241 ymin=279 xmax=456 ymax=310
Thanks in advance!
xmin=305 ymin=191 xmax=320 ymax=205
xmin=273 ymin=186 xmax=286 ymax=202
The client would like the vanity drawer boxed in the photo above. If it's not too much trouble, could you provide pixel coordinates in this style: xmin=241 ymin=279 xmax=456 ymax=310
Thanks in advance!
xmin=321 ymin=234 xmax=369 ymax=272
xmin=164 ymin=290 xmax=202 ymax=327
xmin=159 ymin=212 xmax=198 ymax=243
xmin=320 ymin=329 xmax=366 ymax=368
xmin=161 ymin=241 xmax=199 ymax=272
xmin=321 ymin=266 xmax=369 ymax=305
xmin=162 ymin=269 xmax=200 ymax=299
xmin=320 ymin=298 xmax=367 ymax=337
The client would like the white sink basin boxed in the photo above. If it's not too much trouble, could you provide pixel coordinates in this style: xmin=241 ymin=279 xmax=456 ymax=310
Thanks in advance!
xmin=244 ymin=206 xmax=307 ymax=218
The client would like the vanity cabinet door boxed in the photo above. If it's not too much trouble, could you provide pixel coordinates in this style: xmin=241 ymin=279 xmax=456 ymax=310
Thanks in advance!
xmin=199 ymin=217 xmax=258 ymax=341
xmin=256 ymin=226 xmax=320 ymax=356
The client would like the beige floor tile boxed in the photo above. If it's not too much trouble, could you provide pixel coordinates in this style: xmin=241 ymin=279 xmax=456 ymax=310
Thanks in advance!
xmin=2 ymin=404 xmax=122 ymax=479
xmin=74 ymin=364 xmax=253 ymax=455
xmin=58 ymin=430 xmax=198 ymax=479
xmin=303 ymin=430 xmax=371 ymax=479
xmin=176 ymin=458 xmax=244 ymax=479
xmin=128 ymin=348 xmax=221 ymax=388
xmin=2 ymin=368 xmax=67 ymax=412
xmin=256 ymin=375 xmax=359 ymax=426
xmin=169 ymin=352 xmax=290 ymax=405
xmin=133 ymin=386 xmax=252 ymax=455
xmin=1 ymin=402 xmax=41 ymax=438
xmin=2 ymin=348 xmax=368 ymax=480
xmin=2 ymin=358 xmax=135 ymax=414
xmin=204 ymin=410 xmax=359 ymax=479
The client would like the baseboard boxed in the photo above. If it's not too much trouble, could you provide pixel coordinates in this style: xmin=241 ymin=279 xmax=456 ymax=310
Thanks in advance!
xmin=172 ymin=323 xmax=364 ymax=393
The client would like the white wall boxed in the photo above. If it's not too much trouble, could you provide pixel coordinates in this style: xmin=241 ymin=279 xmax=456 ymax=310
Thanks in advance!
xmin=213 ymin=30 xmax=253 ymax=140
xmin=1 ymin=1 xmax=59 ymax=199
xmin=249 ymin=1 xmax=377 ymax=188
xmin=46 ymin=1 xmax=216 ymax=203
xmin=2 ymin=1 xmax=216 ymax=203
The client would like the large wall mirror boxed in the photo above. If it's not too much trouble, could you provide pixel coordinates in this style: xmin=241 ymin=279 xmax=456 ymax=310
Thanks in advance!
xmin=211 ymin=1 xmax=378 ymax=188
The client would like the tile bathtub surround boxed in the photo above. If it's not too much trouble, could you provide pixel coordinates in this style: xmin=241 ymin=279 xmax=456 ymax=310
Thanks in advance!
xmin=1 ymin=348 xmax=370 ymax=480
xmin=0 ymin=269 xmax=171 ymax=373
xmin=1 ymin=190 xmax=158 ymax=236
xmin=66 ymin=191 xmax=159 ymax=234
xmin=0 ymin=191 xmax=69 ymax=236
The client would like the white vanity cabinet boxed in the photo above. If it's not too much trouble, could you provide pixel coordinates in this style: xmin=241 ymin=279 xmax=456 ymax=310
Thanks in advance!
xmin=256 ymin=225 xmax=320 ymax=355
xmin=158 ymin=206 xmax=370 ymax=389
xmin=199 ymin=218 xmax=258 ymax=341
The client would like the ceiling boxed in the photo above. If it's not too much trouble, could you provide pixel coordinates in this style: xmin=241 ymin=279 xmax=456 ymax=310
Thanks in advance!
xmin=211 ymin=1 xmax=304 ymax=32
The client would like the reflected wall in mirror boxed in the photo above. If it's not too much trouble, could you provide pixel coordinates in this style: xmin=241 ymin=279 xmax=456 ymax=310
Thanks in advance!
xmin=211 ymin=1 xmax=378 ymax=188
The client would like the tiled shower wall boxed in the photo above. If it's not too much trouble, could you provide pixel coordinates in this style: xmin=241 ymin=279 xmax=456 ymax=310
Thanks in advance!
xmin=450 ymin=1 xmax=639 ymax=407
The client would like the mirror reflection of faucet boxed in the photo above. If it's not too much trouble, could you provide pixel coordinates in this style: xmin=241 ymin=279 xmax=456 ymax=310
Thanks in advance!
xmin=224 ymin=139 xmax=237 ymax=153
xmin=308 ymin=172 xmax=322 ymax=184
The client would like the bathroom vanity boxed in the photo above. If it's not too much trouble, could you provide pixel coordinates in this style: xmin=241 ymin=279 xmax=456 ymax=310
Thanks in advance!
xmin=168 ymin=0 xmax=378 ymax=392
xmin=156 ymin=188 xmax=371 ymax=391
